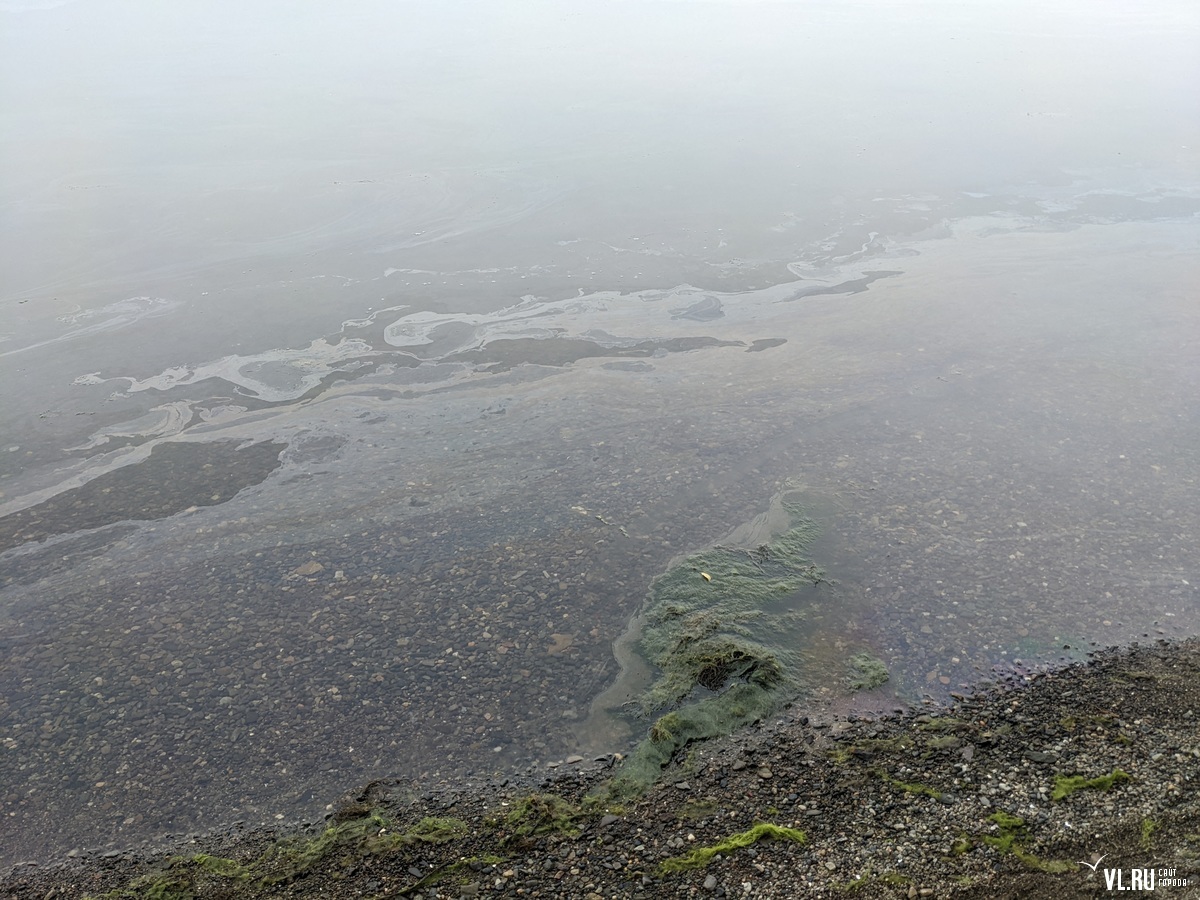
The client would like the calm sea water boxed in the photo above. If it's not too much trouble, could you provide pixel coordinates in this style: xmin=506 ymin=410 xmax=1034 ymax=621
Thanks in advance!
xmin=1 ymin=0 xmax=1198 ymax=866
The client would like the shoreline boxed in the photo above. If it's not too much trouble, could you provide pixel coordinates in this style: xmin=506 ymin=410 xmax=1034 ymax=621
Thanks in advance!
xmin=5 ymin=638 xmax=1199 ymax=898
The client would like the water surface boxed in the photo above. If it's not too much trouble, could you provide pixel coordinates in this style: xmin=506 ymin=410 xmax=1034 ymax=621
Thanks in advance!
xmin=1 ymin=0 xmax=1198 ymax=866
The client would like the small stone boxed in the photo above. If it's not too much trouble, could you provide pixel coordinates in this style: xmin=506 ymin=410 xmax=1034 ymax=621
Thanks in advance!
xmin=704 ymin=874 xmax=718 ymax=890
xmin=600 ymin=814 xmax=620 ymax=827
xmin=825 ymin=860 xmax=836 ymax=871
xmin=731 ymin=760 xmax=747 ymax=771
xmin=459 ymin=882 xmax=481 ymax=898
xmin=757 ymin=767 xmax=773 ymax=779
xmin=566 ymin=754 xmax=584 ymax=764
xmin=674 ymin=781 xmax=690 ymax=790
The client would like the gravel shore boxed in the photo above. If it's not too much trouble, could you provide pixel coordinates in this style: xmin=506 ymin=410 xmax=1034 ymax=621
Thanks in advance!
xmin=5 ymin=639 xmax=1199 ymax=899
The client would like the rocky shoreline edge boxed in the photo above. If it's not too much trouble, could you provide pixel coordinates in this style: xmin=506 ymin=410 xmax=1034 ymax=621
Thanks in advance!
xmin=4 ymin=639 xmax=1199 ymax=899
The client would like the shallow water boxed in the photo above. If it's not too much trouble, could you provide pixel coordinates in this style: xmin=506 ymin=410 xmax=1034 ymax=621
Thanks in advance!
xmin=2 ymin=0 xmax=1199 ymax=867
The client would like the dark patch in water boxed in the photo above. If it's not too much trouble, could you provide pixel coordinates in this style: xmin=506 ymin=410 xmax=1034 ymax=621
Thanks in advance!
xmin=671 ymin=296 xmax=724 ymax=321
xmin=602 ymin=360 xmax=655 ymax=372
xmin=784 ymin=270 xmax=903 ymax=301
xmin=0 ymin=440 xmax=286 ymax=553
xmin=747 ymin=338 xmax=787 ymax=353
xmin=451 ymin=335 xmax=743 ymax=372
xmin=0 ymin=524 xmax=140 ymax=589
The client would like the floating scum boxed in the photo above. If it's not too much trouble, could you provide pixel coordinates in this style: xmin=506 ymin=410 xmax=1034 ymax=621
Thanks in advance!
xmin=594 ymin=487 xmax=847 ymax=800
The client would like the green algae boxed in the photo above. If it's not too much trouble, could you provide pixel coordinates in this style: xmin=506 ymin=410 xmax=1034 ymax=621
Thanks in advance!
xmin=981 ymin=811 xmax=1075 ymax=873
xmin=916 ymin=717 xmax=970 ymax=733
xmin=872 ymin=769 xmax=945 ymax=800
xmin=982 ymin=811 xmax=1028 ymax=853
xmin=635 ymin=503 xmax=824 ymax=715
xmin=846 ymin=652 xmax=889 ymax=690
xmin=496 ymin=793 xmax=581 ymax=838
xmin=659 ymin=822 xmax=806 ymax=874
xmin=1051 ymin=769 xmax=1131 ymax=801
xmin=677 ymin=798 xmax=718 ymax=820
xmin=592 ymin=489 xmax=827 ymax=801
xmin=1141 ymin=818 xmax=1158 ymax=849
xmin=853 ymin=735 xmax=915 ymax=754
xmin=598 ymin=682 xmax=783 ymax=801
xmin=88 ymin=811 xmax=469 ymax=899
xmin=837 ymin=871 xmax=912 ymax=893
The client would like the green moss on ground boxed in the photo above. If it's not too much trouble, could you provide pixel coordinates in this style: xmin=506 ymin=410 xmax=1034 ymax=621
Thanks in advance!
xmin=659 ymin=823 xmax=806 ymax=874
xmin=1051 ymin=769 xmax=1131 ymax=801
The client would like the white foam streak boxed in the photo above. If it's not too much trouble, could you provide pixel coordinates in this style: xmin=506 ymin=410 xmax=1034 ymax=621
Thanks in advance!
xmin=0 ymin=296 xmax=181 ymax=358
xmin=64 ymin=402 xmax=193 ymax=451
xmin=105 ymin=338 xmax=375 ymax=402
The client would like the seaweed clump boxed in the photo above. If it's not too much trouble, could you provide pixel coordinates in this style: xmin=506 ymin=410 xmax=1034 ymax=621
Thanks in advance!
xmin=1050 ymin=769 xmax=1131 ymax=801
xmin=595 ymin=490 xmax=827 ymax=800
xmin=659 ymin=822 xmax=806 ymax=873
xmin=495 ymin=794 xmax=581 ymax=839
xmin=980 ymin=811 xmax=1075 ymax=873
xmin=90 ymin=812 xmax=469 ymax=898
xmin=846 ymin=652 xmax=889 ymax=690
xmin=636 ymin=507 xmax=823 ymax=715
